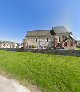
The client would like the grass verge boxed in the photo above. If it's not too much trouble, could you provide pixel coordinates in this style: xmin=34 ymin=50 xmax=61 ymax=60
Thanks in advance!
xmin=0 ymin=50 xmax=80 ymax=92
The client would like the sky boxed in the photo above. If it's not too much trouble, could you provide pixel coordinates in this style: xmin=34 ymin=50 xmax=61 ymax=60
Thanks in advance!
xmin=0 ymin=0 xmax=80 ymax=43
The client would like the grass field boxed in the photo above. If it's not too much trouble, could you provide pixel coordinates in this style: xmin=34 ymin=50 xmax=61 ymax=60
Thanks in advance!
xmin=76 ymin=47 xmax=80 ymax=50
xmin=0 ymin=50 xmax=80 ymax=92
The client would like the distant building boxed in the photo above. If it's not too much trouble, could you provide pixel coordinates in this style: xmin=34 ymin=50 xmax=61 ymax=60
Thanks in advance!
xmin=23 ymin=26 xmax=77 ymax=50
xmin=0 ymin=40 xmax=19 ymax=48
xmin=77 ymin=40 xmax=80 ymax=47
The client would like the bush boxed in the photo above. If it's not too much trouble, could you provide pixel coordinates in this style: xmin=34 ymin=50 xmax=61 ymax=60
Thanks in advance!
xmin=31 ymin=45 xmax=36 ymax=48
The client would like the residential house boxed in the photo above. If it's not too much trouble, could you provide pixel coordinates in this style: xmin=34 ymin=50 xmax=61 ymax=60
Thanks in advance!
xmin=0 ymin=40 xmax=20 ymax=48
xmin=77 ymin=40 xmax=80 ymax=47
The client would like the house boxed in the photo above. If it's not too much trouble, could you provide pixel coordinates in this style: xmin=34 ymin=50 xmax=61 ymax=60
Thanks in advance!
xmin=23 ymin=26 xmax=76 ymax=50
xmin=77 ymin=40 xmax=80 ymax=47
xmin=0 ymin=40 xmax=20 ymax=48
xmin=23 ymin=30 xmax=51 ymax=49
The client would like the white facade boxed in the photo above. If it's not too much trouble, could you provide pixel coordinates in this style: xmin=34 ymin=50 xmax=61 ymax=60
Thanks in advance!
xmin=0 ymin=41 xmax=19 ymax=48
xmin=77 ymin=40 xmax=80 ymax=47
xmin=25 ymin=37 xmax=51 ymax=49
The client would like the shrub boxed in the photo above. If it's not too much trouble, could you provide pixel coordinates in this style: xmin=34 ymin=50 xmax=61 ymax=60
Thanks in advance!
xmin=32 ymin=45 xmax=36 ymax=48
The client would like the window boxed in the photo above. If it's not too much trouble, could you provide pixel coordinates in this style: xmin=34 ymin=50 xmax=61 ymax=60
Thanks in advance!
xmin=62 ymin=36 xmax=65 ymax=41
xmin=3 ymin=43 xmax=6 ymax=47
xmin=36 ymin=39 xmax=37 ymax=42
xmin=71 ymin=42 xmax=73 ymax=46
xmin=65 ymin=37 xmax=67 ymax=40
xmin=59 ymin=37 xmax=60 ymax=42
xmin=64 ymin=42 xmax=67 ymax=46
xmin=47 ymin=38 xmax=48 ymax=42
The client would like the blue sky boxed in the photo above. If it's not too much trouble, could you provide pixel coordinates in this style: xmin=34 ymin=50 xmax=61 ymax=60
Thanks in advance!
xmin=0 ymin=0 xmax=80 ymax=43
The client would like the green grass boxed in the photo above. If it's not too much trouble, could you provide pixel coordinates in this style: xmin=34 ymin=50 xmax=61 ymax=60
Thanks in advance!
xmin=0 ymin=50 xmax=80 ymax=92
xmin=76 ymin=47 xmax=80 ymax=50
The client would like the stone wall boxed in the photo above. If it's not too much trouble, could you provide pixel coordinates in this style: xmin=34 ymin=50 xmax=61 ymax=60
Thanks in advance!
xmin=64 ymin=39 xmax=76 ymax=50
xmin=24 ymin=37 xmax=51 ymax=49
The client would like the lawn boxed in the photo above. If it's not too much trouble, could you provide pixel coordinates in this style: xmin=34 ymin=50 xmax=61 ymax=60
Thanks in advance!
xmin=0 ymin=50 xmax=80 ymax=92
xmin=76 ymin=47 xmax=80 ymax=50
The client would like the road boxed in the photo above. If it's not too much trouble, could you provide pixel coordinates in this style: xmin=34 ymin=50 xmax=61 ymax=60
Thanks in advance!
xmin=0 ymin=75 xmax=39 ymax=92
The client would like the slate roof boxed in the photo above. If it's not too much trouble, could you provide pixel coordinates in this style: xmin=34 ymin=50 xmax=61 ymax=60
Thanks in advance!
xmin=26 ymin=30 xmax=51 ymax=37
xmin=0 ymin=40 xmax=17 ymax=44
xmin=53 ymin=26 xmax=69 ymax=33
xmin=26 ymin=26 xmax=70 ymax=37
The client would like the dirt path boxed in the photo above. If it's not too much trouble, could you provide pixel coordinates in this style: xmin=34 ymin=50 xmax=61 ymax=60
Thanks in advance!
xmin=0 ymin=75 xmax=41 ymax=92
